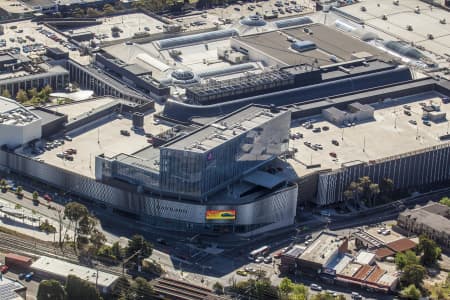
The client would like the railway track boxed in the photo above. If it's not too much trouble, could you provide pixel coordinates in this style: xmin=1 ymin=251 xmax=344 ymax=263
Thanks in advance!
xmin=153 ymin=277 xmax=225 ymax=300
xmin=0 ymin=232 xmax=128 ymax=278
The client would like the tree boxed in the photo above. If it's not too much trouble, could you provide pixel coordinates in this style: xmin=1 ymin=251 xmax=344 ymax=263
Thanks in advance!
xmin=401 ymin=264 xmax=426 ymax=287
xmin=37 ymin=279 xmax=66 ymax=300
xmin=212 ymin=282 xmax=223 ymax=294
xmin=418 ymin=235 xmax=441 ymax=267
xmin=16 ymin=89 xmax=28 ymax=103
xmin=310 ymin=293 xmax=335 ymax=300
xmin=400 ymin=284 xmax=421 ymax=300
xmin=127 ymin=234 xmax=152 ymax=258
xmin=16 ymin=185 xmax=23 ymax=196
xmin=86 ymin=7 xmax=102 ymax=16
xmin=111 ymin=275 xmax=130 ymax=299
xmin=103 ymin=4 xmax=115 ymax=14
xmin=65 ymin=275 xmax=102 ymax=300
xmin=32 ymin=191 xmax=39 ymax=201
xmin=132 ymin=277 xmax=153 ymax=299
xmin=90 ymin=229 xmax=107 ymax=253
xmin=369 ymin=183 xmax=380 ymax=206
xmin=28 ymin=87 xmax=38 ymax=99
xmin=64 ymin=202 xmax=89 ymax=250
xmin=439 ymin=196 xmax=450 ymax=207
xmin=279 ymin=277 xmax=294 ymax=295
xmin=1 ymin=89 xmax=11 ymax=98
xmin=395 ymin=250 xmax=419 ymax=270
xmin=291 ymin=284 xmax=308 ymax=300
xmin=111 ymin=241 xmax=123 ymax=260
xmin=380 ymin=177 xmax=394 ymax=200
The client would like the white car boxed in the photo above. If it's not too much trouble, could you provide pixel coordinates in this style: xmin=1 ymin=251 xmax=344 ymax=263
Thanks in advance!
xmin=255 ymin=256 xmax=264 ymax=263
xmin=310 ymin=283 xmax=322 ymax=291
xmin=263 ymin=256 xmax=272 ymax=264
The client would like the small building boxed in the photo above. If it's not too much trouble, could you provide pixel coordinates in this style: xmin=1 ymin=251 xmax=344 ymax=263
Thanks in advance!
xmin=31 ymin=256 xmax=119 ymax=293
xmin=355 ymin=251 xmax=376 ymax=265
xmin=398 ymin=202 xmax=450 ymax=250
xmin=297 ymin=232 xmax=348 ymax=274
xmin=0 ymin=276 xmax=26 ymax=300
xmin=322 ymin=102 xmax=374 ymax=126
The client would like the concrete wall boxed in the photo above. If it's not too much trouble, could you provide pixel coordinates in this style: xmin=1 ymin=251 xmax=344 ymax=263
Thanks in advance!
xmin=316 ymin=143 xmax=450 ymax=205
xmin=0 ymin=119 xmax=42 ymax=148
xmin=0 ymin=149 xmax=298 ymax=234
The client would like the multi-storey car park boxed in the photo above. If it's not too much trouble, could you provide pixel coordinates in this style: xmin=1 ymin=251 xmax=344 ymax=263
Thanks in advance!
xmin=0 ymin=3 xmax=448 ymax=237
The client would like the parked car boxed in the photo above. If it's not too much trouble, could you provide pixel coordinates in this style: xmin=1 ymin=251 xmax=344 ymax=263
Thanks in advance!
xmin=310 ymin=284 xmax=322 ymax=291
xmin=18 ymin=273 xmax=25 ymax=280
xmin=64 ymin=135 xmax=72 ymax=141
xmin=236 ymin=269 xmax=248 ymax=276
xmin=409 ymin=120 xmax=417 ymax=125
xmin=0 ymin=264 xmax=8 ymax=274
xmin=263 ymin=256 xmax=272 ymax=264
xmin=25 ymin=272 xmax=34 ymax=281
xmin=423 ymin=120 xmax=431 ymax=126
xmin=43 ymin=194 xmax=52 ymax=202
xmin=120 ymin=130 xmax=130 ymax=136
xmin=332 ymin=139 xmax=339 ymax=146
xmin=255 ymin=256 xmax=264 ymax=263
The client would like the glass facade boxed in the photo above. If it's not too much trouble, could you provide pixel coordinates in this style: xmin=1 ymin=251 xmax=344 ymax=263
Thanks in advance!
xmin=159 ymin=111 xmax=291 ymax=198
xmin=100 ymin=108 xmax=291 ymax=201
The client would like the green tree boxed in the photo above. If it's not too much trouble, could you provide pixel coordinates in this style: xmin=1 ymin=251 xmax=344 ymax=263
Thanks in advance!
xmin=0 ymin=178 xmax=6 ymax=189
xmin=16 ymin=89 xmax=28 ymax=103
xmin=369 ymin=183 xmax=380 ymax=206
xmin=132 ymin=277 xmax=153 ymax=299
xmin=65 ymin=275 xmax=102 ymax=300
xmin=1 ymin=89 xmax=11 ymax=98
xmin=310 ymin=293 xmax=335 ymax=300
xmin=212 ymin=282 xmax=223 ymax=294
xmin=90 ymin=229 xmax=107 ymax=253
xmin=395 ymin=250 xmax=419 ymax=270
xmin=111 ymin=241 xmax=123 ymax=260
xmin=86 ymin=7 xmax=102 ymax=16
xmin=126 ymin=234 xmax=152 ymax=258
xmin=290 ymin=283 xmax=308 ymax=300
xmin=400 ymin=284 xmax=421 ymax=300
xmin=64 ymin=202 xmax=89 ymax=250
xmin=110 ymin=275 xmax=130 ymax=299
xmin=37 ymin=279 xmax=66 ymax=300
xmin=28 ymin=87 xmax=38 ymax=99
xmin=418 ymin=235 xmax=441 ymax=267
xmin=279 ymin=277 xmax=294 ymax=295
xmin=32 ymin=191 xmax=39 ymax=201
xmin=439 ymin=196 xmax=450 ymax=207
xmin=402 ymin=264 xmax=426 ymax=287
xmin=103 ymin=4 xmax=115 ymax=14
xmin=16 ymin=185 xmax=23 ymax=195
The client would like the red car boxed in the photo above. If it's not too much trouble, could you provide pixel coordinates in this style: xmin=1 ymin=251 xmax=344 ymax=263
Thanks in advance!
xmin=0 ymin=264 xmax=9 ymax=274
xmin=43 ymin=194 xmax=52 ymax=202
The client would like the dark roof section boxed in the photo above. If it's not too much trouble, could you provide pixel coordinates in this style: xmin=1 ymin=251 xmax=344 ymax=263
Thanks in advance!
xmin=235 ymin=31 xmax=330 ymax=66
xmin=283 ymin=24 xmax=390 ymax=61
xmin=386 ymin=238 xmax=417 ymax=253
xmin=162 ymin=67 xmax=412 ymax=123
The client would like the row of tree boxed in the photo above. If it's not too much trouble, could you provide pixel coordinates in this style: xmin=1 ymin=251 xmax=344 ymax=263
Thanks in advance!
xmin=1 ymin=85 xmax=53 ymax=105
xmin=343 ymin=176 xmax=394 ymax=207
xmin=37 ymin=275 xmax=102 ymax=300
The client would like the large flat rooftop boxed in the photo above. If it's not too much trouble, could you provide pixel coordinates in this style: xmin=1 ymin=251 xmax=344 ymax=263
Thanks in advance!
xmin=235 ymin=31 xmax=331 ymax=66
xmin=282 ymin=23 xmax=389 ymax=61
xmin=164 ymin=105 xmax=285 ymax=153
xmin=299 ymin=232 xmax=343 ymax=266
xmin=31 ymin=256 xmax=118 ymax=289
xmin=337 ymin=0 xmax=450 ymax=59
xmin=288 ymin=90 xmax=450 ymax=176
xmin=17 ymin=101 xmax=169 ymax=178
xmin=47 ymin=97 xmax=116 ymax=120
xmin=63 ymin=13 xmax=165 ymax=42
